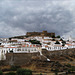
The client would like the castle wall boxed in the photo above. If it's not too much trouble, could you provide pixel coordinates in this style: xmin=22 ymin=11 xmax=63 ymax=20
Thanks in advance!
xmin=26 ymin=31 xmax=55 ymax=37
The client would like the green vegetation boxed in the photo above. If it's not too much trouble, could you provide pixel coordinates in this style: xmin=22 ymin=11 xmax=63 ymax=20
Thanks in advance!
xmin=16 ymin=69 xmax=32 ymax=75
xmin=2 ymin=68 xmax=32 ymax=75
xmin=55 ymin=72 xmax=58 ymax=75
xmin=25 ymin=35 xmax=29 ymax=38
xmin=0 ymin=70 xmax=3 ymax=75
xmin=9 ymin=38 xmax=11 ymax=41
xmin=10 ymin=65 xmax=21 ymax=71
xmin=52 ymin=39 xmax=55 ymax=41
xmin=70 ymin=66 xmax=75 ymax=72
xmin=60 ymin=38 xmax=63 ymax=41
xmin=62 ymin=40 xmax=66 ymax=46
xmin=55 ymin=41 xmax=60 ymax=44
xmin=52 ymin=35 xmax=55 ymax=38
xmin=5 ymin=72 xmax=16 ymax=75
xmin=51 ymin=61 xmax=75 ymax=75
xmin=66 ymin=64 xmax=71 ymax=68
xmin=40 ymin=73 xmax=42 ymax=75
xmin=56 ymin=35 xmax=60 ymax=38
xmin=29 ymin=40 xmax=41 ymax=45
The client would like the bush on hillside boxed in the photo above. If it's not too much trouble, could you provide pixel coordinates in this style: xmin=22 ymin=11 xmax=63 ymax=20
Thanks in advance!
xmin=10 ymin=65 xmax=21 ymax=71
xmin=0 ymin=70 xmax=3 ymax=75
xmin=5 ymin=72 xmax=16 ymax=75
xmin=16 ymin=68 xmax=32 ymax=75
xmin=40 ymin=73 xmax=42 ymax=75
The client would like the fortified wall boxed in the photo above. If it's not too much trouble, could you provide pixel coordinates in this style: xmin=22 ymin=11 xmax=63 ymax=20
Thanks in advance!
xmin=26 ymin=31 xmax=55 ymax=37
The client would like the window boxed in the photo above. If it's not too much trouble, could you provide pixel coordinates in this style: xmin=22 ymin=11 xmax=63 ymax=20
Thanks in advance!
xmin=50 ymin=47 xmax=51 ymax=49
xmin=25 ymin=49 xmax=27 ymax=51
xmin=34 ymin=49 xmax=36 ymax=51
xmin=22 ymin=49 xmax=24 ymax=51
xmin=17 ymin=48 xmax=21 ymax=51
xmin=31 ymin=50 xmax=33 ymax=51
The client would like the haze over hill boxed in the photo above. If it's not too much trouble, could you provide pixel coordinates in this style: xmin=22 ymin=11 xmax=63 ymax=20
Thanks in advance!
xmin=0 ymin=0 xmax=75 ymax=38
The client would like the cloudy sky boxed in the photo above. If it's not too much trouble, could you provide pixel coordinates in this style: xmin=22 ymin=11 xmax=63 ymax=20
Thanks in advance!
xmin=0 ymin=0 xmax=75 ymax=38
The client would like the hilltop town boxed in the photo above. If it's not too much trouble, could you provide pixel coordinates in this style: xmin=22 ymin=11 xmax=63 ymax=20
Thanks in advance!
xmin=0 ymin=31 xmax=75 ymax=75
xmin=0 ymin=31 xmax=75 ymax=61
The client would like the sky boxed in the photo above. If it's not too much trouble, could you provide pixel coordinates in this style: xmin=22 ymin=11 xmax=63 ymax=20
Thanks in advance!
xmin=0 ymin=0 xmax=75 ymax=38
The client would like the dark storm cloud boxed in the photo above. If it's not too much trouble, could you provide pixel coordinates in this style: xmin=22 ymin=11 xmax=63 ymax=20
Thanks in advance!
xmin=0 ymin=0 xmax=75 ymax=38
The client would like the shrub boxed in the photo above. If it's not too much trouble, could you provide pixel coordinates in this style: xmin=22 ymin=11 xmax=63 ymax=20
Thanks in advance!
xmin=40 ymin=73 xmax=42 ymax=75
xmin=55 ymin=41 xmax=60 ymax=44
xmin=10 ymin=65 xmax=21 ymax=71
xmin=2 ymin=68 xmax=11 ymax=72
xmin=16 ymin=69 xmax=32 ymax=75
xmin=56 ymin=35 xmax=60 ymax=38
xmin=66 ymin=64 xmax=71 ymax=68
xmin=55 ymin=72 xmax=58 ymax=75
xmin=29 ymin=40 xmax=41 ymax=45
xmin=68 ymin=69 xmax=71 ymax=73
xmin=0 ymin=70 xmax=3 ymax=75
xmin=5 ymin=72 xmax=16 ymax=75
xmin=70 ymin=66 xmax=75 ymax=72
xmin=52 ymin=35 xmax=55 ymax=38
xmin=52 ymin=39 xmax=55 ymax=41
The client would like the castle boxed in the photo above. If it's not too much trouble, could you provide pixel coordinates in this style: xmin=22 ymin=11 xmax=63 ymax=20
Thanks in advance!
xmin=26 ymin=31 xmax=55 ymax=37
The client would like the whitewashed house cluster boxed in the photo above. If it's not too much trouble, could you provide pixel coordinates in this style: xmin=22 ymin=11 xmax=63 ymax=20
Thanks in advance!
xmin=0 ymin=38 xmax=41 ymax=60
xmin=0 ymin=35 xmax=75 ymax=60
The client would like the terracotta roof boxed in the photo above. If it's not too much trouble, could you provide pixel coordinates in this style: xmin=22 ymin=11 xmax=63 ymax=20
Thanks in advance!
xmin=45 ymin=45 xmax=48 ymax=47
xmin=8 ymin=47 xmax=17 ymax=48
xmin=66 ymin=44 xmax=72 ymax=46
xmin=54 ymin=45 xmax=63 ymax=47
xmin=0 ymin=45 xmax=4 ymax=47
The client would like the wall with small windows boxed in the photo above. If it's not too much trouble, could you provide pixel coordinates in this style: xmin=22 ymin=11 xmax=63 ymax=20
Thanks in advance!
xmin=0 ymin=46 xmax=40 ymax=60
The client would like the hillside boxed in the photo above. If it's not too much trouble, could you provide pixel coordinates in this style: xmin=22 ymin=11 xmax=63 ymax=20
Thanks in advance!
xmin=0 ymin=48 xmax=75 ymax=75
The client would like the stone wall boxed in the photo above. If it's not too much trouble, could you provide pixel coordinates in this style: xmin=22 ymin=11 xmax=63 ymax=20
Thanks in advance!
xmin=6 ymin=52 xmax=40 ymax=66
xmin=26 ymin=31 xmax=55 ymax=37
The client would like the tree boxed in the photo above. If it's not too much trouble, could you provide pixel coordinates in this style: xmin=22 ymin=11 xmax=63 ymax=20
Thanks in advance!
xmin=56 ymin=35 xmax=60 ymax=38
xmin=62 ymin=41 xmax=66 ymax=44
xmin=9 ymin=38 xmax=11 ymax=41
xmin=52 ymin=35 xmax=55 ymax=38
xmin=55 ymin=68 xmax=59 ymax=75
xmin=55 ymin=41 xmax=60 ymax=44
xmin=40 ymin=73 xmax=42 ymax=75
xmin=29 ymin=40 xmax=41 ymax=45
xmin=0 ymin=70 xmax=3 ymax=75
xmin=62 ymin=41 xmax=66 ymax=46
xmin=16 ymin=69 xmax=32 ymax=75
xmin=60 ymin=38 xmax=63 ymax=41
xmin=52 ymin=39 xmax=55 ymax=41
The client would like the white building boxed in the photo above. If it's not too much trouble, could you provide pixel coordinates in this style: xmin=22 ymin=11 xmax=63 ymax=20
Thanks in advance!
xmin=0 ymin=44 xmax=41 ymax=60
